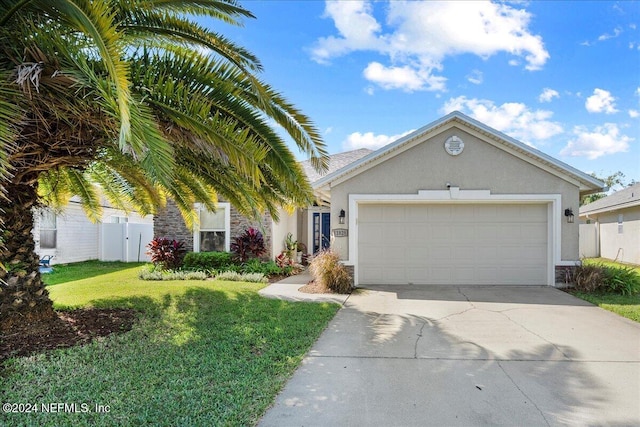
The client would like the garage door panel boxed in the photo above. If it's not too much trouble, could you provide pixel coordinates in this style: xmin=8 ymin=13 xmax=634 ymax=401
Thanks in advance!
xmin=381 ymin=205 xmax=405 ymax=221
xmin=429 ymin=224 xmax=452 ymax=240
xmin=382 ymin=224 xmax=406 ymax=242
xmin=358 ymin=203 xmax=548 ymax=286
xmin=405 ymin=205 xmax=430 ymax=222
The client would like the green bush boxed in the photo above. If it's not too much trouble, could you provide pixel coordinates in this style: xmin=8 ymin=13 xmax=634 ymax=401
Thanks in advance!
xmin=309 ymin=250 xmax=352 ymax=294
xmin=183 ymin=251 xmax=233 ymax=271
xmin=216 ymin=271 xmax=268 ymax=283
xmin=241 ymin=259 xmax=284 ymax=276
xmin=603 ymin=265 xmax=640 ymax=296
xmin=139 ymin=266 xmax=208 ymax=281
xmin=570 ymin=263 xmax=640 ymax=295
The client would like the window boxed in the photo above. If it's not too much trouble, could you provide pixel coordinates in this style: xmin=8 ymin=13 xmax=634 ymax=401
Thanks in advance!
xmin=110 ymin=216 xmax=128 ymax=223
xmin=194 ymin=203 xmax=230 ymax=252
xmin=618 ymin=214 xmax=623 ymax=234
xmin=39 ymin=209 xmax=57 ymax=249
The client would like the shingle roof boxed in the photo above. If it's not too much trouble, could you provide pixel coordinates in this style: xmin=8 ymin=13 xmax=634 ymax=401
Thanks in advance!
xmin=300 ymin=148 xmax=373 ymax=184
xmin=580 ymin=182 xmax=640 ymax=215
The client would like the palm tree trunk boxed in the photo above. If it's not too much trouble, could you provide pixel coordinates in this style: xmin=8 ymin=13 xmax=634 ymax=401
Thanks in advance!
xmin=0 ymin=181 xmax=55 ymax=332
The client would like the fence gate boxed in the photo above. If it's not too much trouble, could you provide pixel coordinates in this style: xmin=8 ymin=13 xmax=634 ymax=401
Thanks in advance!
xmin=101 ymin=223 xmax=154 ymax=262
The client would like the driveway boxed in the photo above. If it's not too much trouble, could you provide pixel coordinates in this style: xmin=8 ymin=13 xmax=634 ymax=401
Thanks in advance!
xmin=259 ymin=285 xmax=640 ymax=426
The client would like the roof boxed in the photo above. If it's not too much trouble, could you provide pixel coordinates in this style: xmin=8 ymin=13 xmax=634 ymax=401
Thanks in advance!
xmin=312 ymin=111 xmax=604 ymax=194
xmin=301 ymin=148 xmax=372 ymax=184
xmin=580 ymin=183 xmax=640 ymax=216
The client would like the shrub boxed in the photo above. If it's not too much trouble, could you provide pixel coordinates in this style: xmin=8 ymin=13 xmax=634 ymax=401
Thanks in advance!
xmin=183 ymin=251 xmax=233 ymax=271
xmin=569 ymin=263 xmax=640 ymax=295
xmin=139 ymin=267 xmax=208 ymax=281
xmin=146 ymin=237 xmax=185 ymax=270
xmin=216 ymin=271 xmax=268 ymax=283
xmin=309 ymin=250 xmax=352 ymax=294
xmin=569 ymin=264 xmax=607 ymax=293
xmin=275 ymin=251 xmax=303 ymax=275
xmin=241 ymin=259 xmax=285 ymax=276
xmin=603 ymin=265 xmax=640 ymax=296
xmin=231 ymin=227 xmax=266 ymax=262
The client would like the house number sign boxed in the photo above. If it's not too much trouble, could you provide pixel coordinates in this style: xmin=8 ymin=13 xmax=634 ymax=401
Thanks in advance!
xmin=444 ymin=135 xmax=464 ymax=156
xmin=333 ymin=228 xmax=348 ymax=237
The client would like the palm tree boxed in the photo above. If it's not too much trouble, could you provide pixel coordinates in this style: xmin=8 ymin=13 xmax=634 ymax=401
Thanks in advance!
xmin=0 ymin=0 xmax=328 ymax=330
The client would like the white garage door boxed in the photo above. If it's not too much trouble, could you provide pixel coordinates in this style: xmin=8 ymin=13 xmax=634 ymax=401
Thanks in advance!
xmin=358 ymin=204 xmax=548 ymax=285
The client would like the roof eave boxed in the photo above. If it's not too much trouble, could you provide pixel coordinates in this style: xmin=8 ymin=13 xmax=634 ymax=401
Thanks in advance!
xmin=312 ymin=111 xmax=605 ymax=192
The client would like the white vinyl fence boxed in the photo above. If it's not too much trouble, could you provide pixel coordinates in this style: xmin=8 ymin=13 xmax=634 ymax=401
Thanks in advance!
xmin=579 ymin=223 xmax=598 ymax=259
xmin=101 ymin=223 xmax=154 ymax=262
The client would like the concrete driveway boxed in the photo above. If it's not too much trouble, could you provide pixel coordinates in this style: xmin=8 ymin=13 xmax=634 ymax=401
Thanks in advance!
xmin=259 ymin=285 xmax=640 ymax=426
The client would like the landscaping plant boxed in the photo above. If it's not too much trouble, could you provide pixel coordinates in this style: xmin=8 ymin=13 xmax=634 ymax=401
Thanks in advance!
xmin=309 ymin=250 xmax=353 ymax=294
xmin=146 ymin=238 xmax=186 ymax=271
xmin=231 ymin=228 xmax=267 ymax=262
xmin=183 ymin=251 xmax=233 ymax=271
xmin=570 ymin=263 xmax=640 ymax=295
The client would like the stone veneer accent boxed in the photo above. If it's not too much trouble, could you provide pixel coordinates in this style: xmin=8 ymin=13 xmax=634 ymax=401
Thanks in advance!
xmin=229 ymin=207 xmax=272 ymax=259
xmin=555 ymin=264 xmax=577 ymax=288
xmin=153 ymin=199 xmax=273 ymax=257
xmin=154 ymin=200 xmax=194 ymax=252
xmin=343 ymin=264 xmax=355 ymax=288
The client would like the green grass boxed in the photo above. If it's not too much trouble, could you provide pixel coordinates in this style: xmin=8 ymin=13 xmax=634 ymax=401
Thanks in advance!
xmin=582 ymin=257 xmax=640 ymax=274
xmin=2 ymin=262 xmax=339 ymax=426
xmin=42 ymin=260 xmax=146 ymax=286
xmin=572 ymin=258 xmax=640 ymax=323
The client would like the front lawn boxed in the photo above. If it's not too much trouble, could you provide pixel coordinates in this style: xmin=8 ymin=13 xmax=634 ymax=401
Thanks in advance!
xmin=572 ymin=258 xmax=640 ymax=323
xmin=2 ymin=263 xmax=339 ymax=426
xmin=42 ymin=260 xmax=146 ymax=286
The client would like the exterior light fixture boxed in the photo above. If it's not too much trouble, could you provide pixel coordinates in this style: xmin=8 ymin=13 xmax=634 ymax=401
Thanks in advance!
xmin=564 ymin=208 xmax=574 ymax=223
xmin=339 ymin=209 xmax=346 ymax=224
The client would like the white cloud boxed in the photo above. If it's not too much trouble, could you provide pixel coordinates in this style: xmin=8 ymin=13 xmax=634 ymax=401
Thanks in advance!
xmin=363 ymin=62 xmax=446 ymax=92
xmin=441 ymin=96 xmax=563 ymax=144
xmin=343 ymin=129 xmax=415 ymax=150
xmin=560 ymin=123 xmax=632 ymax=159
xmin=585 ymin=88 xmax=619 ymax=114
xmin=598 ymin=27 xmax=622 ymax=41
xmin=538 ymin=88 xmax=559 ymax=103
xmin=312 ymin=0 xmax=549 ymax=92
xmin=467 ymin=70 xmax=483 ymax=85
xmin=629 ymin=110 xmax=639 ymax=118
xmin=324 ymin=126 xmax=333 ymax=135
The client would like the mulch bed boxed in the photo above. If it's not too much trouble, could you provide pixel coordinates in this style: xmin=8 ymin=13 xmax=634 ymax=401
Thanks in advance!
xmin=1 ymin=308 xmax=138 ymax=363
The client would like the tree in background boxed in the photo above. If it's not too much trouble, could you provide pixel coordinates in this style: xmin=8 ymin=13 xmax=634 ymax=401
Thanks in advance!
xmin=581 ymin=171 xmax=632 ymax=205
xmin=0 ymin=0 xmax=328 ymax=330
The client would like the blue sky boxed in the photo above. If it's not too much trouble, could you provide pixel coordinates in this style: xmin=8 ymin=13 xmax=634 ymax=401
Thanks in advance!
xmin=216 ymin=0 xmax=639 ymax=185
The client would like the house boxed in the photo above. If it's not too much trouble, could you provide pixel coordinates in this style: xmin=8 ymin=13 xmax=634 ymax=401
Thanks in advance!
xmin=153 ymin=148 xmax=373 ymax=259
xmin=34 ymin=197 xmax=154 ymax=265
xmin=579 ymin=183 xmax=640 ymax=265
xmin=155 ymin=111 xmax=604 ymax=287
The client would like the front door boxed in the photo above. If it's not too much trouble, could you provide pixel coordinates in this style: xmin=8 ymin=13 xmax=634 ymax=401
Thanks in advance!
xmin=313 ymin=212 xmax=331 ymax=253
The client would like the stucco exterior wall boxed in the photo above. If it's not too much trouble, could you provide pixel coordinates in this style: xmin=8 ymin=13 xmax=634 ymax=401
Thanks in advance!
xmin=591 ymin=208 xmax=640 ymax=265
xmin=329 ymin=125 xmax=580 ymax=262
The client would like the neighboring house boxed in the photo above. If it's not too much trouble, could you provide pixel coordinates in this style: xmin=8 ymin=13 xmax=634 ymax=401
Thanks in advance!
xmin=34 ymin=197 xmax=154 ymax=265
xmin=579 ymin=183 xmax=640 ymax=265
xmin=156 ymin=111 xmax=604 ymax=287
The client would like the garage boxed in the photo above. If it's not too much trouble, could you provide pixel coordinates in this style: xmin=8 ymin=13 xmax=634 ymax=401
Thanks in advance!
xmin=358 ymin=203 xmax=549 ymax=285
xmin=311 ymin=112 xmax=605 ymax=288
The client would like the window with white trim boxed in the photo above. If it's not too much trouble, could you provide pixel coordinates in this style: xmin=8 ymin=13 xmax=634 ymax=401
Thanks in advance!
xmin=618 ymin=214 xmax=623 ymax=234
xmin=194 ymin=203 xmax=230 ymax=252
xmin=39 ymin=209 xmax=57 ymax=249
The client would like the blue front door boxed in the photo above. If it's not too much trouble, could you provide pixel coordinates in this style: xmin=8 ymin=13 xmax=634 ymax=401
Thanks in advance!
xmin=313 ymin=212 xmax=331 ymax=253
